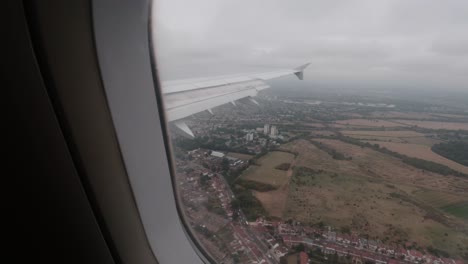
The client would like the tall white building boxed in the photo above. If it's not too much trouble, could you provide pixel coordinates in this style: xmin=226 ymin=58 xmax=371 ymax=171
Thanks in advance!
xmin=245 ymin=133 xmax=254 ymax=141
xmin=263 ymin=124 xmax=270 ymax=135
xmin=270 ymin=126 xmax=278 ymax=136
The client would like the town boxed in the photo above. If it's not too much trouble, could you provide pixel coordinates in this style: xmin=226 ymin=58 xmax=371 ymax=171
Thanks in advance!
xmin=170 ymin=93 xmax=468 ymax=264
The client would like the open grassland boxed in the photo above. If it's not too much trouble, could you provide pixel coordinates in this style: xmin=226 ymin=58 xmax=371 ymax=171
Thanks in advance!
xmin=336 ymin=118 xmax=468 ymax=131
xmin=341 ymin=130 xmax=430 ymax=146
xmin=309 ymin=130 xmax=336 ymax=137
xmin=240 ymin=151 xmax=294 ymax=188
xmin=334 ymin=119 xmax=407 ymax=128
xmin=413 ymin=189 xmax=468 ymax=221
xmin=370 ymin=111 xmax=436 ymax=119
xmin=342 ymin=112 xmax=364 ymax=118
xmin=280 ymin=139 xmax=468 ymax=257
xmin=253 ymin=189 xmax=289 ymax=219
xmin=342 ymin=134 xmax=408 ymax=143
xmin=302 ymin=122 xmax=325 ymax=128
xmin=227 ymin=152 xmax=253 ymax=160
xmin=341 ymin=130 xmax=440 ymax=146
xmin=286 ymin=169 xmax=468 ymax=255
xmin=341 ymin=130 xmax=425 ymax=138
xmin=394 ymin=120 xmax=468 ymax=130
xmin=441 ymin=202 xmax=468 ymax=220
xmin=313 ymin=139 xmax=468 ymax=193
xmin=431 ymin=113 xmax=468 ymax=119
xmin=240 ymin=151 xmax=296 ymax=218
xmin=364 ymin=141 xmax=468 ymax=175
xmin=413 ymin=189 xmax=467 ymax=208
xmin=400 ymin=136 xmax=442 ymax=146
xmin=369 ymin=111 xmax=468 ymax=121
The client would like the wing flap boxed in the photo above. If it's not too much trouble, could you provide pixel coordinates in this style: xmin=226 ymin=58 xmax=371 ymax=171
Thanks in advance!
xmin=164 ymin=80 xmax=269 ymax=121
xmin=161 ymin=63 xmax=309 ymax=123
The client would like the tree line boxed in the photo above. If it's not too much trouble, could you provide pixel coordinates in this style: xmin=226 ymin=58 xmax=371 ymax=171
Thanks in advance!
xmin=432 ymin=141 xmax=468 ymax=167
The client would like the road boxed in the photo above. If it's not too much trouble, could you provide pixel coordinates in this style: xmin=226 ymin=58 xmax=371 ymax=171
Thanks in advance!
xmin=217 ymin=171 xmax=279 ymax=264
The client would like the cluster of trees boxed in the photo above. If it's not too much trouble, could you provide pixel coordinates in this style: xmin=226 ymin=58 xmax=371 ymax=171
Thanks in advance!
xmin=215 ymin=127 xmax=240 ymax=135
xmin=340 ymin=226 xmax=351 ymax=235
xmin=432 ymin=141 xmax=468 ymax=166
xmin=291 ymin=166 xmax=325 ymax=186
xmin=308 ymin=139 xmax=351 ymax=160
xmin=274 ymin=149 xmax=299 ymax=158
xmin=248 ymin=149 xmax=269 ymax=165
xmin=403 ymin=156 xmax=465 ymax=176
xmin=175 ymin=137 xmax=251 ymax=154
xmin=199 ymin=174 xmax=210 ymax=188
xmin=435 ymin=130 xmax=468 ymax=141
xmin=193 ymin=224 xmax=214 ymax=238
xmin=231 ymin=185 xmax=267 ymax=221
xmin=286 ymin=132 xmax=310 ymax=143
xmin=174 ymin=137 xmax=202 ymax=151
xmin=294 ymin=166 xmax=323 ymax=177
xmin=236 ymin=179 xmax=276 ymax=192
xmin=274 ymin=163 xmax=291 ymax=171
xmin=223 ymin=163 xmax=249 ymax=184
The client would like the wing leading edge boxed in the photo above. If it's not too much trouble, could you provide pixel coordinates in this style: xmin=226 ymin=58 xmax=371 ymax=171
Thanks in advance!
xmin=162 ymin=63 xmax=310 ymax=137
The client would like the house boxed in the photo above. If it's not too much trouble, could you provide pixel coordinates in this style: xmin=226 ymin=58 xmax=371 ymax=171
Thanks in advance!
xmin=210 ymin=151 xmax=225 ymax=158
xmin=323 ymin=246 xmax=335 ymax=255
xmin=358 ymin=238 xmax=368 ymax=249
xmin=337 ymin=234 xmax=352 ymax=245
xmin=368 ymin=240 xmax=378 ymax=251
xmin=408 ymin=250 xmax=424 ymax=262
xmin=300 ymin=251 xmax=309 ymax=264
xmin=282 ymin=235 xmax=303 ymax=247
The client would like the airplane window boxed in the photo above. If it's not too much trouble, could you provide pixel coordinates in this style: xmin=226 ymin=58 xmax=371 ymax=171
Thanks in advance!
xmin=153 ymin=1 xmax=468 ymax=263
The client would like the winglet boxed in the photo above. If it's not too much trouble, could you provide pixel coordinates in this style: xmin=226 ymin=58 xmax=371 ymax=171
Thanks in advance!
xmin=294 ymin=62 xmax=310 ymax=80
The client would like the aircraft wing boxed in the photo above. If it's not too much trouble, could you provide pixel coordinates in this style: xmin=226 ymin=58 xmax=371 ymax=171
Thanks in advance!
xmin=161 ymin=63 xmax=310 ymax=137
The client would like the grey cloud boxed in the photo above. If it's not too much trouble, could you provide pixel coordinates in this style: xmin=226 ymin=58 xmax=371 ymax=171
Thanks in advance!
xmin=153 ymin=0 xmax=468 ymax=91
xmin=432 ymin=37 xmax=468 ymax=56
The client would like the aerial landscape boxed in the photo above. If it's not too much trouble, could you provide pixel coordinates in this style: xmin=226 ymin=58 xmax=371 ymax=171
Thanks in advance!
xmin=154 ymin=0 xmax=468 ymax=263
xmin=168 ymin=87 xmax=468 ymax=264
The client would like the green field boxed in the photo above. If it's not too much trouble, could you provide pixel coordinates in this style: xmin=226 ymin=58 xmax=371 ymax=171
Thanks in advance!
xmin=413 ymin=190 xmax=467 ymax=208
xmin=239 ymin=151 xmax=295 ymax=188
xmin=280 ymin=139 xmax=468 ymax=258
xmin=442 ymin=202 xmax=468 ymax=220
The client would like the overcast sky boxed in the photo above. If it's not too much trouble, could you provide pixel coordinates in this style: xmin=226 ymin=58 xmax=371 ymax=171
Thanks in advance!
xmin=152 ymin=0 xmax=468 ymax=92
